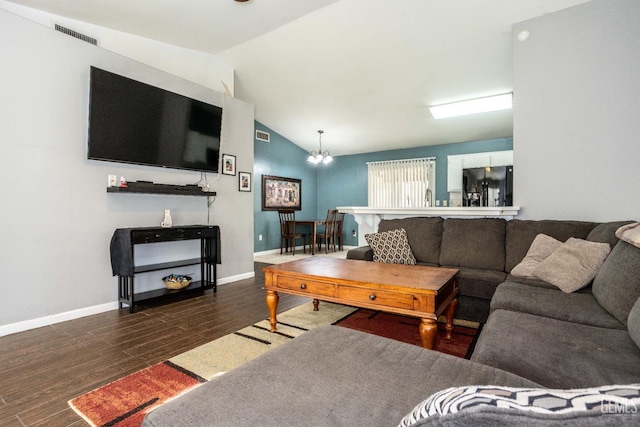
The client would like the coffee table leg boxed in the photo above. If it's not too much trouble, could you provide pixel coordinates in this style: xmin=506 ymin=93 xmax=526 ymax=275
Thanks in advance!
xmin=312 ymin=298 xmax=319 ymax=311
xmin=419 ymin=318 xmax=438 ymax=349
xmin=445 ymin=298 xmax=458 ymax=339
xmin=266 ymin=290 xmax=279 ymax=332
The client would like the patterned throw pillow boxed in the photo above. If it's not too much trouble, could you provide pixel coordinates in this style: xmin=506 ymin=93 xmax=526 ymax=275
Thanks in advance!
xmin=365 ymin=228 xmax=416 ymax=265
xmin=398 ymin=384 xmax=640 ymax=427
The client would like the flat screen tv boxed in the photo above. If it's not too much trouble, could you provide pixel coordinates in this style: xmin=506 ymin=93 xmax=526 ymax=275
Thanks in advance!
xmin=88 ymin=66 xmax=222 ymax=173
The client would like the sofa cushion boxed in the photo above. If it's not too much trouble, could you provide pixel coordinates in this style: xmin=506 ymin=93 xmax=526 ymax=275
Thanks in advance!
xmin=505 ymin=274 xmax=562 ymax=290
xmin=142 ymin=326 xmax=539 ymax=427
xmin=505 ymin=220 xmax=597 ymax=272
xmin=628 ymin=297 xmax=640 ymax=349
xmin=471 ymin=310 xmax=640 ymax=388
xmin=511 ymin=234 xmax=562 ymax=278
xmin=592 ymin=241 xmax=640 ymax=325
xmin=399 ymin=384 xmax=640 ymax=427
xmin=378 ymin=217 xmax=443 ymax=264
xmin=532 ymin=238 xmax=611 ymax=293
xmin=365 ymin=228 xmax=417 ymax=265
xmin=445 ymin=266 xmax=506 ymax=300
xmin=587 ymin=220 xmax=633 ymax=247
xmin=490 ymin=281 xmax=625 ymax=329
xmin=346 ymin=245 xmax=373 ymax=261
xmin=439 ymin=218 xmax=506 ymax=271
xmin=455 ymin=295 xmax=491 ymax=324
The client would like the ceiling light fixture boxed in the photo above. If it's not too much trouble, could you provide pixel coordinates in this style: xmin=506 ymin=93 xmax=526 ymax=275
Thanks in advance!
xmin=517 ymin=30 xmax=531 ymax=42
xmin=429 ymin=93 xmax=513 ymax=119
xmin=307 ymin=130 xmax=332 ymax=165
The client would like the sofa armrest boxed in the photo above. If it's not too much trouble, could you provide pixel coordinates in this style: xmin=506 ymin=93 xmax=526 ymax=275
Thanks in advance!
xmin=347 ymin=246 xmax=373 ymax=261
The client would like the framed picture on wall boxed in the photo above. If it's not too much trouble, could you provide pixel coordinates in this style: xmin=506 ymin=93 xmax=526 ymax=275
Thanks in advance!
xmin=239 ymin=171 xmax=252 ymax=192
xmin=222 ymin=154 xmax=236 ymax=176
xmin=261 ymin=175 xmax=302 ymax=211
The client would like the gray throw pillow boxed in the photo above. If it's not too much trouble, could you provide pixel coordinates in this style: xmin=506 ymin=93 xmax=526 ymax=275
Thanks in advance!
xmin=533 ymin=238 xmax=611 ymax=293
xmin=511 ymin=234 xmax=562 ymax=278
xmin=365 ymin=228 xmax=417 ymax=265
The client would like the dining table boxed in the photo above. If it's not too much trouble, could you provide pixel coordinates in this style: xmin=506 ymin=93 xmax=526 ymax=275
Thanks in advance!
xmin=293 ymin=219 xmax=325 ymax=255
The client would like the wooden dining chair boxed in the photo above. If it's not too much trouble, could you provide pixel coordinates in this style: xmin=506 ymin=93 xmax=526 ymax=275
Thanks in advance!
xmin=333 ymin=211 xmax=345 ymax=252
xmin=316 ymin=209 xmax=338 ymax=254
xmin=278 ymin=210 xmax=307 ymax=255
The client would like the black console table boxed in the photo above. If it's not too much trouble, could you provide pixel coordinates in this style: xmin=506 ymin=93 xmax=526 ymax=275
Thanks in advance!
xmin=110 ymin=225 xmax=221 ymax=313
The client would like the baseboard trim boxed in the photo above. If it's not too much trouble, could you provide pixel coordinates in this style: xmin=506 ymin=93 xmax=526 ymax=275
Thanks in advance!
xmin=253 ymin=248 xmax=284 ymax=256
xmin=217 ymin=270 xmax=254 ymax=285
xmin=0 ymin=270 xmax=256 ymax=338
xmin=0 ymin=302 xmax=119 ymax=338
xmin=254 ymin=245 xmax=356 ymax=257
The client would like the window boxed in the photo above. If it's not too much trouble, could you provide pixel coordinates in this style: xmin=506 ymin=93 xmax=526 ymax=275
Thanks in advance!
xmin=367 ymin=158 xmax=435 ymax=207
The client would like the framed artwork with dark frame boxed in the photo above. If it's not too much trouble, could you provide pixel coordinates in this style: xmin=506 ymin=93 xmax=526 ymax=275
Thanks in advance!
xmin=239 ymin=171 xmax=252 ymax=192
xmin=261 ymin=175 xmax=302 ymax=211
xmin=222 ymin=154 xmax=236 ymax=176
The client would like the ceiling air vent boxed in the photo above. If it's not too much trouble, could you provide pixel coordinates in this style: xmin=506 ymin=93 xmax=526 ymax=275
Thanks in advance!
xmin=256 ymin=130 xmax=270 ymax=142
xmin=55 ymin=24 xmax=97 ymax=45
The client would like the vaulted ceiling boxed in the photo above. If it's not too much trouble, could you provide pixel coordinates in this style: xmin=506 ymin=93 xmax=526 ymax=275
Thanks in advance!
xmin=5 ymin=0 xmax=590 ymax=155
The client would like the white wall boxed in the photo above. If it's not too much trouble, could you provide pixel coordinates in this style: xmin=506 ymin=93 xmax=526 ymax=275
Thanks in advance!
xmin=0 ymin=9 xmax=255 ymax=334
xmin=0 ymin=0 xmax=234 ymax=95
xmin=513 ymin=0 xmax=640 ymax=221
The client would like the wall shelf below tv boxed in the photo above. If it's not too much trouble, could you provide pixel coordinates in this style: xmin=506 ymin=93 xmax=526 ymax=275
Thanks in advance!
xmin=107 ymin=182 xmax=216 ymax=197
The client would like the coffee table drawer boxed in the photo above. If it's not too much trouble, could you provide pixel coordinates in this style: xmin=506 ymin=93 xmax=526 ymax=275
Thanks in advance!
xmin=337 ymin=286 xmax=415 ymax=310
xmin=276 ymin=277 xmax=336 ymax=298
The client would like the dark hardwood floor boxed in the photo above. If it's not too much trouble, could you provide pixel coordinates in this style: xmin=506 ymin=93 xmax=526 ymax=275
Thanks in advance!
xmin=0 ymin=262 xmax=308 ymax=426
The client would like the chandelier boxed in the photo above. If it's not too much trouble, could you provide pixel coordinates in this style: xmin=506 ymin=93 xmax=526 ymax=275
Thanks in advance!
xmin=307 ymin=130 xmax=333 ymax=164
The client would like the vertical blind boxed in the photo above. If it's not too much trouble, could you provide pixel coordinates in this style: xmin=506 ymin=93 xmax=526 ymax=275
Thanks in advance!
xmin=367 ymin=158 xmax=436 ymax=207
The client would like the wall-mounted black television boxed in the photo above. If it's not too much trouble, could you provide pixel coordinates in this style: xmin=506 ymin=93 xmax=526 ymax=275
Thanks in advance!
xmin=88 ymin=66 xmax=222 ymax=173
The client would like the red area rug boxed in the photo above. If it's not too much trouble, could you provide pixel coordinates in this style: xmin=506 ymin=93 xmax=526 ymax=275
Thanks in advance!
xmin=335 ymin=309 xmax=480 ymax=358
xmin=68 ymin=361 xmax=205 ymax=427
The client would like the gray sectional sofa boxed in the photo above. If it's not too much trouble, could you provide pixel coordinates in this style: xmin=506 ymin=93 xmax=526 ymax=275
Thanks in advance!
xmin=472 ymin=237 xmax=640 ymax=389
xmin=143 ymin=217 xmax=640 ymax=426
xmin=347 ymin=217 xmax=630 ymax=323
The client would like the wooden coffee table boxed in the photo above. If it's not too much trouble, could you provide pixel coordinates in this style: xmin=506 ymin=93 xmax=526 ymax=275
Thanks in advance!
xmin=263 ymin=257 xmax=459 ymax=349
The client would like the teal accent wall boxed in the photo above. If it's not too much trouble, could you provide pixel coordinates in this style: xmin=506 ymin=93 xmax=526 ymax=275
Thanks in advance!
xmin=316 ymin=138 xmax=513 ymax=248
xmin=254 ymin=122 xmax=318 ymax=252
xmin=254 ymin=120 xmax=512 ymax=252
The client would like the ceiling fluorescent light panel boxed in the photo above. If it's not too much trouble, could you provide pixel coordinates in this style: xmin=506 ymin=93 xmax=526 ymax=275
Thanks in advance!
xmin=429 ymin=93 xmax=512 ymax=119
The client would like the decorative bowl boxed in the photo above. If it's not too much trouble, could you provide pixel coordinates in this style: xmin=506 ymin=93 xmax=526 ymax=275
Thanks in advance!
xmin=162 ymin=274 xmax=192 ymax=290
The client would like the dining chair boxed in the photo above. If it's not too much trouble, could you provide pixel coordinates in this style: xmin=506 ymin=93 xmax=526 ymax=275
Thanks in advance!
xmin=278 ymin=210 xmax=307 ymax=255
xmin=333 ymin=211 xmax=345 ymax=252
xmin=316 ymin=209 xmax=338 ymax=254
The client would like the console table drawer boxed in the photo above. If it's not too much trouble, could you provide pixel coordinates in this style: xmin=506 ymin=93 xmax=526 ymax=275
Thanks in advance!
xmin=337 ymin=286 xmax=415 ymax=310
xmin=276 ymin=277 xmax=335 ymax=297
xmin=131 ymin=227 xmax=208 ymax=243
